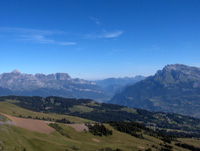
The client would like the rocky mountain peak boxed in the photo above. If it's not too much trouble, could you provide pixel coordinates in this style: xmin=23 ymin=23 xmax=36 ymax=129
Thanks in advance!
xmin=160 ymin=64 xmax=200 ymax=80
xmin=11 ymin=69 xmax=21 ymax=74
xmin=55 ymin=73 xmax=71 ymax=80
xmin=163 ymin=64 xmax=200 ymax=72
xmin=35 ymin=73 xmax=71 ymax=81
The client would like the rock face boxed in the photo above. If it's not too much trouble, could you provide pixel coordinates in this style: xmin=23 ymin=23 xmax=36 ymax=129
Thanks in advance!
xmin=0 ymin=70 xmax=109 ymax=101
xmin=110 ymin=64 xmax=200 ymax=118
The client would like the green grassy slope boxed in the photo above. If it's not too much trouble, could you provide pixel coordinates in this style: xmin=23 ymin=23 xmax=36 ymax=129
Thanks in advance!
xmin=1 ymin=121 xmax=200 ymax=151
xmin=0 ymin=100 xmax=200 ymax=151
xmin=0 ymin=101 xmax=93 ymax=124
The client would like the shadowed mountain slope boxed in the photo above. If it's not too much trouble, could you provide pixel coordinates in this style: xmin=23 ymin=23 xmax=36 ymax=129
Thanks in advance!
xmin=110 ymin=64 xmax=200 ymax=118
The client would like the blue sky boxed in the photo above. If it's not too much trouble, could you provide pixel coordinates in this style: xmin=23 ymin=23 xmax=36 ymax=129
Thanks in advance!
xmin=1 ymin=0 xmax=200 ymax=80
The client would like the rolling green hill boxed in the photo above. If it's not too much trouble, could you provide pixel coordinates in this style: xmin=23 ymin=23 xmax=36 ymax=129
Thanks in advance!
xmin=0 ymin=101 xmax=92 ymax=124
xmin=1 ymin=95 xmax=200 ymax=137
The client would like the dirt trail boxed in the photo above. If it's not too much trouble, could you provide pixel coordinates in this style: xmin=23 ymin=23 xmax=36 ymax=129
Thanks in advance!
xmin=0 ymin=113 xmax=54 ymax=134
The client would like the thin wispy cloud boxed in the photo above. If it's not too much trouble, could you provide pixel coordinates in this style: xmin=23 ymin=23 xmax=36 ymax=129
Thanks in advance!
xmin=19 ymin=35 xmax=54 ymax=44
xmin=0 ymin=27 xmax=76 ymax=46
xmin=58 ymin=42 xmax=76 ymax=45
xmin=90 ymin=17 xmax=100 ymax=26
xmin=19 ymin=34 xmax=76 ymax=45
xmin=87 ymin=17 xmax=124 ymax=39
xmin=102 ymin=31 xmax=123 ymax=38
xmin=0 ymin=27 xmax=56 ymax=35
xmin=85 ymin=30 xmax=124 ymax=39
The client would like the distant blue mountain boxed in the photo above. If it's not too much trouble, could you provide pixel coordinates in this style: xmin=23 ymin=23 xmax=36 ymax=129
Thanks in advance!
xmin=94 ymin=76 xmax=146 ymax=95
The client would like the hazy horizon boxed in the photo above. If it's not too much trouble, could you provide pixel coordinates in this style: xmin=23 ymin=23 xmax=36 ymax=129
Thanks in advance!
xmin=0 ymin=68 xmax=148 ymax=81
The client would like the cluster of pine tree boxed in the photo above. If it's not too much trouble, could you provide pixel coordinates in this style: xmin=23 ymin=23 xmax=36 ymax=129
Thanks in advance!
xmin=109 ymin=121 xmax=144 ymax=138
xmin=55 ymin=118 xmax=72 ymax=124
xmin=86 ymin=123 xmax=113 ymax=136
xmin=109 ymin=121 xmax=173 ymax=143
xmin=18 ymin=115 xmax=73 ymax=124
xmin=175 ymin=143 xmax=200 ymax=151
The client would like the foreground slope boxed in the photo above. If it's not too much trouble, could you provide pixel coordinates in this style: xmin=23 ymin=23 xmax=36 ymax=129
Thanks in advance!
xmin=0 ymin=114 xmax=200 ymax=151
xmin=110 ymin=64 xmax=200 ymax=118
xmin=0 ymin=96 xmax=200 ymax=151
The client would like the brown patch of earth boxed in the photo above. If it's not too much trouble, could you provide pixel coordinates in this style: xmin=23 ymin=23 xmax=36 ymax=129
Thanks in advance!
xmin=92 ymin=138 xmax=100 ymax=142
xmin=44 ymin=121 xmax=55 ymax=124
xmin=138 ymin=146 xmax=145 ymax=149
xmin=0 ymin=113 xmax=54 ymax=134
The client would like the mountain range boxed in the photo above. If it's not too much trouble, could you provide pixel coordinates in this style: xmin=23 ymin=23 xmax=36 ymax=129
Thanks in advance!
xmin=0 ymin=70 xmax=145 ymax=102
xmin=110 ymin=64 xmax=200 ymax=118
xmin=0 ymin=70 xmax=109 ymax=101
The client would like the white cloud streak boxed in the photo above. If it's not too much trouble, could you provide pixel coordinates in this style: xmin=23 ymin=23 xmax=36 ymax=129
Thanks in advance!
xmin=85 ymin=30 xmax=123 ymax=39
xmin=102 ymin=31 xmax=123 ymax=38
xmin=87 ymin=17 xmax=124 ymax=39
xmin=0 ymin=27 xmax=76 ymax=46
xmin=19 ymin=35 xmax=54 ymax=44
xmin=0 ymin=27 xmax=56 ymax=35
xmin=58 ymin=42 xmax=76 ymax=45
